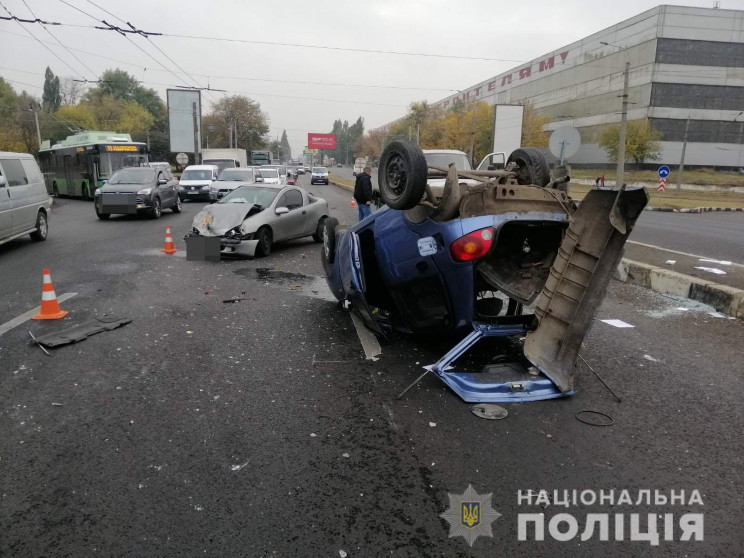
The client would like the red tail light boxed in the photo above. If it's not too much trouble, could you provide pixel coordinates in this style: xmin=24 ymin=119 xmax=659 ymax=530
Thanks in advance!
xmin=450 ymin=227 xmax=494 ymax=262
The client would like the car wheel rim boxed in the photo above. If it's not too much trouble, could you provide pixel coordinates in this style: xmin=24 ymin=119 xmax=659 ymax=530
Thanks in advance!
xmin=155 ymin=200 xmax=161 ymax=216
xmin=384 ymin=154 xmax=407 ymax=200
xmin=39 ymin=215 xmax=47 ymax=237
xmin=177 ymin=198 xmax=182 ymax=210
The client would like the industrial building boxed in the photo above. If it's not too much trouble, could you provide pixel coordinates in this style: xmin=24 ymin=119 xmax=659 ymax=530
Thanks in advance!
xmin=379 ymin=4 xmax=744 ymax=168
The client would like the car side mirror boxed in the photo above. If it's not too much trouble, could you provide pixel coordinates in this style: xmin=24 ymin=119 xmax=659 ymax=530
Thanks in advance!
xmin=275 ymin=207 xmax=289 ymax=215
xmin=158 ymin=178 xmax=167 ymax=185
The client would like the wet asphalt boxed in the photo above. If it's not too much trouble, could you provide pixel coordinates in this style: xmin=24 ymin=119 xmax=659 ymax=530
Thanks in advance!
xmin=0 ymin=177 xmax=743 ymax=557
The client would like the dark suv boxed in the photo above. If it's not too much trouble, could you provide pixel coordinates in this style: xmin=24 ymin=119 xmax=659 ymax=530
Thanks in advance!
xmin=94 ymin=167 xmax=181 ymax=219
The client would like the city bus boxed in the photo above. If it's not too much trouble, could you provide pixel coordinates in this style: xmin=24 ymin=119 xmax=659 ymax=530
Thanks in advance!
xmin=38 ymin=131 xmax=148 ymax=199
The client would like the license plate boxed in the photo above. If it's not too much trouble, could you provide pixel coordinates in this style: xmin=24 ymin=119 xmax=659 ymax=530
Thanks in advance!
xmin=188 ymin=191 xmax=199 ymax=195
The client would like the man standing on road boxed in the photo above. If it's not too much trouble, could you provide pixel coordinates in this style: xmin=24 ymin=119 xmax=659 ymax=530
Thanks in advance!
xmin=354 ymin=166 xmax=373 ymax=221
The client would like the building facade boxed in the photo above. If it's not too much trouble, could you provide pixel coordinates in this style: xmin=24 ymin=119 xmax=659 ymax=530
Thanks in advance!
xmin=380 ymin=5 xmax=744 ymax=168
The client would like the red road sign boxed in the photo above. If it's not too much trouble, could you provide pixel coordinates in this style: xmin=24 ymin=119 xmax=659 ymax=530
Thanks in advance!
xmin=308 ymin=133 xmax=337 ymax=150
xmin=658 ymin=178 xmax=666 ymax=191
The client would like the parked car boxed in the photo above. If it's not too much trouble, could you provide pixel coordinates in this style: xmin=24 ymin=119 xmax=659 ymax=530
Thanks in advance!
xmin=95 ymin=167 xmax=181 ymax=219
xmin=179 ymin=165 xmax=220 ymax=201
xmin=209 ymin=167 xmax=262 ymax=202
xmin=186 ymin=184 xmax=329 ymax=257
xmin=310 ymin=166 xmax=329 ymax=185
xmin=321 ymin=141 xmax=648 ymax=403
xmin=0 ymin=151 xmax=53 ymax=245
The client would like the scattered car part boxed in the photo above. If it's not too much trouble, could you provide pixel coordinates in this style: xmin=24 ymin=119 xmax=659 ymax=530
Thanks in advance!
xmin=28 ymin=330 xmax=50 ymax=356
xmin=30 ymin=317 xmax=131 ymax=348
xmin=579 ymin=354 xmax=622 ymax=402
xmin=471 ymin=404 xmax=508 ymax=420
xmin=575 ymin=410 xmax=614 ymax=427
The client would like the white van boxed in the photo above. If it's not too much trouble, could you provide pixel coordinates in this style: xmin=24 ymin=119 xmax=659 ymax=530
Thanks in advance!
xmin=0 ymin=152 xmax=53 ymax=245
xmin=178 ymin=164 xmax=220 ymax=202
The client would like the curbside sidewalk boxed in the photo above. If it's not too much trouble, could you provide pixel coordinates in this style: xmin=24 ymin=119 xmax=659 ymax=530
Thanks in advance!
xmin=616 ymin=259 xmax=744 ymax=318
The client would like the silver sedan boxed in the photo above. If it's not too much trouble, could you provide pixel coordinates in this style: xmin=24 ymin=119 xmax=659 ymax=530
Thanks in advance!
xmin=189 ymin=184 xmax=330 ymax=257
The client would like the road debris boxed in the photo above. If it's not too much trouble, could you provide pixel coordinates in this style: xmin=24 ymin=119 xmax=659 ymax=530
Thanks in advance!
xmin=231 ymin=461 xmax=249 ymax=472
xmin=694 ymin=267 xmax=726 ymax=275
xmin=665 ymin=260 xmax=676 ymax=265
xmin=429 ymin=422 xmax=437 ymax=427
xmin=601 ymin=319 xmax=635 ymax=328
xmin=471 ymin=404 xmax=508 ymax=420
xmin=29 ymin=318 xmax=131 ymax=348
xmin=579 ymin=355 xmax=622 ymax=403
xmin=51 ymin=402 xmax=63 ymax=407
xmin=222 ymin=298 xmax=246 ymax=304
xmin=28 ymin=331 xmax=50 ymax=356
xmin=575 ymin=410 xmax=614 ymax=427
xmin=698 ymin=258 xmax=731 ymax=266
xmin=643 ymin=354 xmax=659 ymax=362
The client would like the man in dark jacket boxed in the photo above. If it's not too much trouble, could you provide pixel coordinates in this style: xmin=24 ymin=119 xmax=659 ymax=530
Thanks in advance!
xmin=353 ymin=166 xmax=373 ymax=221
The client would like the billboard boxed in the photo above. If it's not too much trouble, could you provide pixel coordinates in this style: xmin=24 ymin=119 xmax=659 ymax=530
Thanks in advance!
xmin=167 ymin=89 xmax=202 ymax=154
xmin=492 ymin=104 xmax=524 ymax=156
xmin=308 ymin=133 xmax=336 ymax=150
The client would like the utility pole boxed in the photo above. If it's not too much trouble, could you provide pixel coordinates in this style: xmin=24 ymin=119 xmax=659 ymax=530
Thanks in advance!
xmin=676 ymin=110 xmax=691 ymax=189
xmin=616 ymin=60 xmax=630 ymax=189
xmin=192 ymin=102 xmax=200 ymax=165
xmin=28 ymin=104 xmax=41 ymax=148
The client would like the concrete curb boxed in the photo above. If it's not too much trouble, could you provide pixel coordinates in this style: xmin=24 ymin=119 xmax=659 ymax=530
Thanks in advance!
xmin=616 ymin=259 xmax=744 ymax=318
xmin=645 ymin=206 xmax=744 ymax=213
xmin=330 ymin=180 xmax=353 ymax=193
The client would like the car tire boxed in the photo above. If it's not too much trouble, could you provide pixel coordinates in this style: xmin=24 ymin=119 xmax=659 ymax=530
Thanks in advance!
xmin=256 ymin=227 xmax=272 ymax=257
xmin=172 ymin=196 xmax=182 ymax=213
xmin=29 ymin=211 xmax=48 ymax=241
xmin=321 ymin=217 xmax=339 ymax=276
xmin=507 ymin=147 xmax=551 ymax=187
xmin=312 ymin=217 xmax=326 ymax=243
xmin=378 ymin=140 xmax=428 ymax=210
xmin=150 ymin=197 xmax=162 ymax=219
xmin=95 ymin=202 xmax=110 ymax=220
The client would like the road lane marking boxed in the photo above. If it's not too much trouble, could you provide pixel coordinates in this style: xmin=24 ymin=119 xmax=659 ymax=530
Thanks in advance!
xmin=0 ymin=293 xmax=78 ymax=336
xmin=627 ymin=240 xmax=744 ymax=269
xmin=350 ymin=313 xmax=381 ymax=361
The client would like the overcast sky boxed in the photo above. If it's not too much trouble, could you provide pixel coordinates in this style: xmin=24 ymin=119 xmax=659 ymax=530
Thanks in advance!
xmin=1 ymin=0 xmax=741 ymax=153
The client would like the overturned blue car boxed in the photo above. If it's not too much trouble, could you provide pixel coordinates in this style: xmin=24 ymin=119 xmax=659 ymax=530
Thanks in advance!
xmin=322 ymin=141 xmax=648 ymax=403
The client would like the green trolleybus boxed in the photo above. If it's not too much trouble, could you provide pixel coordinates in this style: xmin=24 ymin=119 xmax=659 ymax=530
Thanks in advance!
xmin=38 ymin=131 xmax=148 ymax=199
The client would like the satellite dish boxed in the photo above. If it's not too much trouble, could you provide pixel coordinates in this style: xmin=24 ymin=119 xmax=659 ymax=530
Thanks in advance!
xmin=549 ymin=127 xmax=581 ymax=164
xmin=176 ymin=152 xmax=189 ymax=166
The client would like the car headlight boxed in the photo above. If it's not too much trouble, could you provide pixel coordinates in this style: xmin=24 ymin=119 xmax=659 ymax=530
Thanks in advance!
xmin=138 ymin=188 xmax=152 ymax=195
xmin=201 ymin=185 xmax=210 ymax=190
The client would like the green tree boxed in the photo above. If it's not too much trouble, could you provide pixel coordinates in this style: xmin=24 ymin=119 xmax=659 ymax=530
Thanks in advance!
xmin=280 ymin=129 xmax=292 ymax=161
xmin=521 ymin=101 xmax=549 ymax=148
xmin=86 ymin=69 xmax=140 ymax=102
xmin=42 ymin=67 xmax=61 ymax=112
xmin=599 ymin=120 xmax=662 ymax=167
xmin=208 ymin=95 xmax=269 ymax=152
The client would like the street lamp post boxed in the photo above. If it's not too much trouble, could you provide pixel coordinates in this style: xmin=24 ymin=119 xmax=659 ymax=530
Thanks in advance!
xmin=600 ymin=41 xmax=630 ymax=188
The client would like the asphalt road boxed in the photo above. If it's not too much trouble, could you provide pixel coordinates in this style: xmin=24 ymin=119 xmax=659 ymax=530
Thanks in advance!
xmin=1 ymin=177 xmax=743 ymax=556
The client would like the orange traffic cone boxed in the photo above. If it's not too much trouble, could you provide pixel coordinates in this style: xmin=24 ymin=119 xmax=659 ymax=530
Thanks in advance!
xmin=350 ymin=198 xmax=357 ymax=208
xmin=160 ymin=225 xmax=177 ymax=254
xmin=32 ymin=269 xmax=69 ymax=320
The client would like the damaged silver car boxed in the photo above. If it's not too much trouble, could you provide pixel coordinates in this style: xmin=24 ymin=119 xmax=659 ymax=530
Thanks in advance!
xmin=187 ymin=184 xmax=329 ymax=257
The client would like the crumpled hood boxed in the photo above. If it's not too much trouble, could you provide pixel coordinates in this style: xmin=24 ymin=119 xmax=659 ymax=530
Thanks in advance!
xmin=191 ymin=204 xmax=256 ymax=236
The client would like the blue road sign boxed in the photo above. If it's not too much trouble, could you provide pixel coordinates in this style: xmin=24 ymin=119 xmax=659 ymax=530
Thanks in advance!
xmin=658 ymin=165 xmax=670 ymax=178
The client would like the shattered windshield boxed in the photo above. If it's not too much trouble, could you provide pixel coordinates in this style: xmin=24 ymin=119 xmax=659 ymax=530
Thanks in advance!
xmin=219 ymin=186 xmax=279 ymax=206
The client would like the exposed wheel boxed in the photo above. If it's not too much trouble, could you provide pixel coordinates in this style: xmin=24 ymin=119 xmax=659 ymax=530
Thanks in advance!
xmin=378 ymin=140 xmax=427 ymax=210
xmin=321 ymin=217 xmax=339 ymax=276
xmin=507 ymin=147 xmax=550 ymax=187
xmin=150 ymin=197 xmax=162 ymax=219
xmin=29 ymin=211 xmax=48 ymax=241
xmin=312 ymin=217 xmax=326 ymax=243
xmin=256 ymin=227 xmax=272 ymax=257
xmin=172 ymin=196 xmax=182 ymax=213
